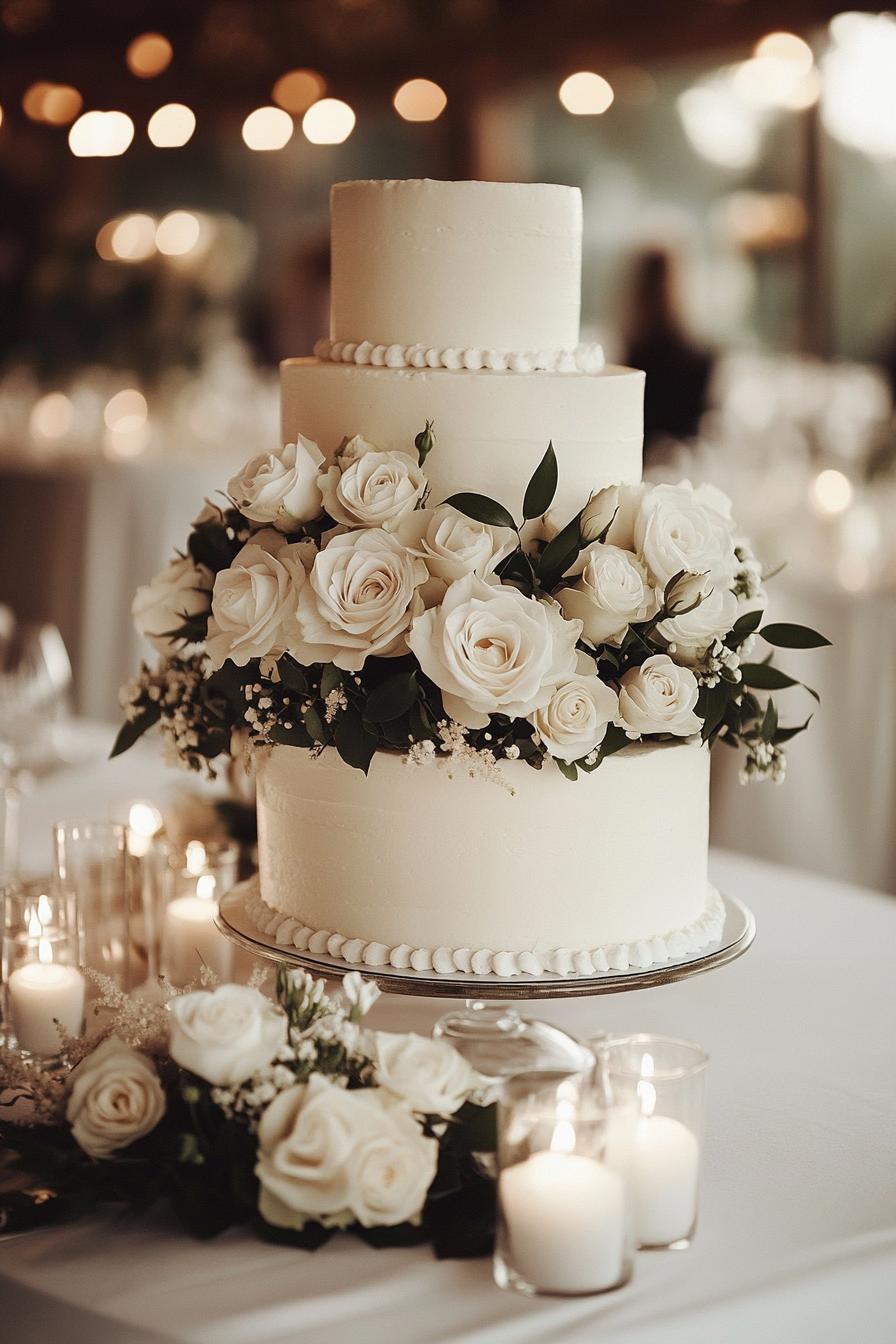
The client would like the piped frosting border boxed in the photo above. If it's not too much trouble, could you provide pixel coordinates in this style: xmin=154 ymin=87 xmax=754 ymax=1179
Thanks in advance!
xmin=242 ymin=880 xmax=725 ymax=979
xmin=313 ymin=337 xmax=606 ymax=376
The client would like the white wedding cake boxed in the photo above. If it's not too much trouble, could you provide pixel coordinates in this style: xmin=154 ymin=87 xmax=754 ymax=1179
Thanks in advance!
xmin=250 ymin=180 xmax=723 ymax=978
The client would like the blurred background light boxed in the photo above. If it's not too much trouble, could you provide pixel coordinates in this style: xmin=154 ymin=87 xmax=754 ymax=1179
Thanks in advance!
xmin=104 ymin=388 xmax=147 ymax=433
xmin=155 ymin=211 xmax=202 ymax=256
xmin=23 ymin=82 xmax=83 ymax=125
xmin=272 ymin=68 xmax=326 ymax=113
xmin=68 ymin=110 xmax=134 ymax=157
xmin=558 ymin=71 xmax=614 ymax=115
xmin=110 ymin=213 xmax=157 ymax=262
xmin=242 ymin=105 xmax=294 ymax=151
xmin=302 ymin=97 xmax=355 ymax=144
xmin=678 ymin=79 xmax=761 ymax=170
xmin=147 ymin=103 xmax=196 ymax=148
xmin=822 ymin=11 xmax=896 ymax=159
xmin=126 ymin=32 xmax=173 ymax=79
xmin=810 ymin=468 xmax=854 ymax=516
xmin=393 ymin=78 xmax=447 ymax=122
xmin=29 ymin=391 xmax=73 ymax=441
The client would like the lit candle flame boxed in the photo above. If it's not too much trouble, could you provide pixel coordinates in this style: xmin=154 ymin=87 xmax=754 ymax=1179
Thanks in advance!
xmin=196 ymin=873 xmax=216 ymax=901
xmin=28 ymin=911 xmax=42 ymax=938
xmin=637 ymin=1051 xmax=657 ymax=1118
xmin=185 ymin=840 xmax=207 ymax=876
xmin=37 ymin=894 xmax=53 ymax=925
xmin=38 ymin=937 xmax=53 ymax=965
xmin=549 ymin=1085 xmax=578 ymax=1154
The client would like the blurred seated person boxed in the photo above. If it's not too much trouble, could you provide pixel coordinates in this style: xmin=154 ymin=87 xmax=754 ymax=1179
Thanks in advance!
xmin=621 ymin=248 xmax=713 ymax=460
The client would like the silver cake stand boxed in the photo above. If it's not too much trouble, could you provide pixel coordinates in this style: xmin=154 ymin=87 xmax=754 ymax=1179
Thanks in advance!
xmin=216 ymin=884 xmax=755 ymax=1001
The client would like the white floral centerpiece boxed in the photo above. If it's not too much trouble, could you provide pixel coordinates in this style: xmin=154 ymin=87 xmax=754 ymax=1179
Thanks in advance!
xmin=0 ymin=969 xmax=493 ymax=1255
xmin=118 ymin=425 xmax=827 ymax=785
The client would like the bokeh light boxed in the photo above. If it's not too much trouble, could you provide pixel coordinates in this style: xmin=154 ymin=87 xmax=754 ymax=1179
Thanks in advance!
xmin=69 ymin=110 xmax=134 ymax=157
xmin=558 ymin=71 xmax=614 ymax=115
xmin=24 ymin=82 xmax=83 ymax=125
xmin=393 ymin=78 xmax=447 ymax=122
xmin=29 ymin=392 xmax=73 ymax=440
xmin=272 ymin=68 xmax=326 ymax=113
xmin=242 ymin=105 xmax=294 ymax=151
xmin=810 ymin=468 xmax=853 ymax=517
xmin=111 ymin=214 xmax=157 ymax=261
xmin=678 ymin=81 xmax=760 ymax=170
xmin=155 ymin=211 xmax=201 ymax=256
xmin=823 ymin=12 xmax=896 ymax=159
xmin=147 ymin=102 xmax=196 ymax=148
xmin=754 ymin=31 xmax=814 ymax=73
xmin=126 ymin=33 xmax=172 ymax=78
xmin=302 ymin=98 xmax=355 ymax=144
xmin=104 ymin=388 xmax=148 ymax=433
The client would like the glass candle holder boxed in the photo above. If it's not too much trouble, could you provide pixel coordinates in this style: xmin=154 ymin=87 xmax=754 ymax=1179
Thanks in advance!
xmin=2 ymin=881 xmax=85 ymax=1057
xmin=53 ymin=820 xmax=131 ymax=988
xmin=160 ymin=838 xmax=239 ymax=987
xmin=494 ymin=1070 xmax=635 ymax=1297
xmin=603 ymin=1034 xmax=708 ymax=1250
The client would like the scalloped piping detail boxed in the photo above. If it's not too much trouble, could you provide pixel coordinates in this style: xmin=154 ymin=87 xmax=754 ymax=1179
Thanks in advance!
xmin=242 ymin=881 xmax=725 ymax=979
xmin=313 ymin=337 xmax=606 ymax=376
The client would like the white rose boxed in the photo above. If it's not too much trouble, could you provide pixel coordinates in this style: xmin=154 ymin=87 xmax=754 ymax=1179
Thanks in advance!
xmin=604 ymin=483 xmax=647 ymax=551
xmin=342 ymin=971 xmax=380 ymax=1019
xmin=634 ymin=481 xmax=737 ymax=588
xmin=557 ymin=545 xmax=658 ymax=646
xmin=228 ymin=436 xmax=324 ymax=530
xmin=292 ymin=528 xmax=428 ymax=672
xmin=616 ymin=654 xmax=701 ymax=738
xmin=530 ymin=674 xmax=619 ymax=763
xmin=657 ymin=581 xmax=739 ymax=663
xmin=256 ymin=1075 xmax=437 ymax=1230
xmin=398 ymin=504 xmax=517 ymax=595
xmin=66 ymin=1036 xmax=165 ymax=1159
xmin=374 ymin=1032 xmax=479 ymax=1116
xmin=579 ymin=485 xmax=620 ymax=545
xmin=131 ymin=557 xmax=213 ymax=654
xmin=168 ymin=984 xmax=287 ymax=1086
xmin=408 ymin=575 xmax=581 ymax=730
xmin=320 ymin=435 xmax=426 ymax=531
xmin=205 ymin=529 xmax=309 ymax=669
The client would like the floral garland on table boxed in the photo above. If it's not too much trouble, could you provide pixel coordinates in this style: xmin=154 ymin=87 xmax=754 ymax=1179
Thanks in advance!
xmin=0 ymin=970 xmax=495 ymax=1255
xmin=116 ymin=425 xmax=827 ymax=784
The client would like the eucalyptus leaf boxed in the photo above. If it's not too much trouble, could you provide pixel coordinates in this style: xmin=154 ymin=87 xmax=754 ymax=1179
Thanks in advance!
xmin=728 ymin=608 xmax=763 ymax=642
xmin=302 ymin=703 xmax=326 ymax=743
xmin=760 ymin=698 xmax=778 ymax=741
xmin=365 ymin=672 xmax=419 ymax=723
xmin=320 ymin=663 xmax=343 ymax=698
xmin=555 ymin=758 xmax=578 ymax=781
xmin=442 ymin=493 xmax=517 ymax=532
xmin=773 ymin=714 xmax=814 ymax=744
xmin=334 ymin=708 xmax=378 ymax=773
xmin=522 ymin=442 xmax=558 ymax=520
xmin=739 ymin=663 xmax=819 ymax=701
xmin=110 ymin=707 xmax=160 ymax=758
xmin=537 ymin=508 xmax=584 ymax=588
xmin=759 ymin=622 xmax=831 ymax=649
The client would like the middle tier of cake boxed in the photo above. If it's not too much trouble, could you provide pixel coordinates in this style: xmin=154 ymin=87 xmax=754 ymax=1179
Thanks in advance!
xmin=281 ymin=358 xmax=644 ymax=522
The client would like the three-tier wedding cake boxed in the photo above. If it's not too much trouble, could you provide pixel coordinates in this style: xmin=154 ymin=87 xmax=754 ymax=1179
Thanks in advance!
xmin=253 ymin=180 xmax=722 ymax=977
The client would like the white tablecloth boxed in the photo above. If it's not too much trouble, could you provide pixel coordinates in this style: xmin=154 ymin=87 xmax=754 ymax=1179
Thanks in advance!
xmin=3 ymin=727 xmax=895 ymax=1343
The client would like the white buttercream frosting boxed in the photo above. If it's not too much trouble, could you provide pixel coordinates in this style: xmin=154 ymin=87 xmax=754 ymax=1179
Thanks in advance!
xmin=242 ymin=878 xmax=725 ymax=979
xmin=313 ymin=337 xmax=606 ymax=376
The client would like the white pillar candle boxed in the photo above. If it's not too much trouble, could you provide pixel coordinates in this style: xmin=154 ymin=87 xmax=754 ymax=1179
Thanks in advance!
xmin=161 ymin=876 xmax=232 ymax=987
xmin=607 ymin=1074 xmax=700 ymax=1247
xmin=8 ymin=943 xmax=85 ymax=1056
xmin=499 ymin=1148 xmax=627 ymax=1293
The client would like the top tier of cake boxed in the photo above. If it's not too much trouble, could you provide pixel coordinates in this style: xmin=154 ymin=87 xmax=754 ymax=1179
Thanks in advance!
xmin=330 ymin=179 xmax=583 ymax=353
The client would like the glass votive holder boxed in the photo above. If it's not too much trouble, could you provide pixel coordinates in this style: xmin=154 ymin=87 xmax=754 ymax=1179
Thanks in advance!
xmin=603 ymin=1034 xmax=708 ymax=1250
xmin=2 ymin=881 xmax=85 ymax=1057
xmin=160 ymin=838 xmax=240 ymax=987
xmin=494 ymin=1070 xmax=635 ymax=1298
xmin=53 ymin=820 xmax=131 ymax=988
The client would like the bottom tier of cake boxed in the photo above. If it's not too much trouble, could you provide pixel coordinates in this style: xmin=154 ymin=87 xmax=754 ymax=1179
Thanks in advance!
xmin=253 ymin=740 xmax=722 ymax=978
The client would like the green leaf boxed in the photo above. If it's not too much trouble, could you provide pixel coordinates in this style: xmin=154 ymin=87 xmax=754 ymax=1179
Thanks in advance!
xmin=760 ymin=698 xmax=778 ymax=741
xmin=454 ymin=1100 xmax=497 ymax=1154
xmin=759 ymin=622 xmax=831 ymax=649
xmin=442 ymin=493 xmax=517 ymax=532
xmin=554 ymin=758 xmax=578 ymax=781
xmin=698 ymin=681 xmax=732 ymax=742
xmin=279 ymin=657 xmax=311 ymax=695
xmin=739 ymin=663 xmax=819 ymax=702
xmin=596 ymin=723 xmax=630 ymax=765
xmin=728 ymin=608 xmax=763 ymax=643
xmin=537 ymin=508 xmax=585 ymax=588
xmin=110 ymin=707 xmax=160 ymax=758
xmin=302 ymin=703 xmax=326 ymax=743
xmin=320 ymin=663 xmax=343 ymax=698
xmin=522 ymin=442 xmax=558 ymax=521
xmin=334 ymin=708 xmax=378 ymax=773
xmin=773 ymin=714 xmax=813 ymax=744
xmin=365 ymin=672 xmax=419 ymax=723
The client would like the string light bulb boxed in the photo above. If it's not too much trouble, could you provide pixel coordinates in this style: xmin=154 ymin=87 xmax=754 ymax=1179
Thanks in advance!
xmin=302 ymin=98 xmax=355 ymax=144
xmin=559 ymin=71 xmax=614 ymax=115
xmin=242 ymin=105 xmax=293 ymax=151
xmin=68 ymin=110 xmax=134 ymax=157
xmin=148 ymin=103 xmax=196 ymax=147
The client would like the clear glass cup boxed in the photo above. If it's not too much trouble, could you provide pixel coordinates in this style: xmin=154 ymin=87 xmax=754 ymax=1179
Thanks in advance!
xmin=160 ymin=838 xmax=240 ymax=987
xmin=602 ymin=1034 xmax=708 ymax=1250
xmin=2 ymin=880 xmax=85 ymax=1057
xmin=52 ymin=820 xmax=131 ymax=988
xmin=494 ymin=1069 xmax=636 ymax=1297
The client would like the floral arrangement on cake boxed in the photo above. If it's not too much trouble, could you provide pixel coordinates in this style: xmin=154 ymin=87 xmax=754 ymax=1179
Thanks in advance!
xmin=0 ymin=969 xmax=494 ymax=1254
xmin=117 ymin=428 xmax=827 ymax=784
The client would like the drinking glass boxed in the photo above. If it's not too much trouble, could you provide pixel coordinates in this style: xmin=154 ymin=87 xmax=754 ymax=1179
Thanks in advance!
xmin=52 ymin=821 xmax=131 ymax=988
xmin=2 ymin=879 xmax=84 ymax=1057
xmin=160 ymin=838 xmax=240 ymax=987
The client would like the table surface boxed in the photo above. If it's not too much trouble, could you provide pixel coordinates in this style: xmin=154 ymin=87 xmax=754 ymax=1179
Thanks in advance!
xmin=3 ymin=724 xmax=896 ymax=1344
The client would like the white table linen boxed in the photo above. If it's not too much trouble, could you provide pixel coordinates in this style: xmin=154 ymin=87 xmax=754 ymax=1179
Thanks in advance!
xmin=2 ymin=726 xmax=895 ymax=1343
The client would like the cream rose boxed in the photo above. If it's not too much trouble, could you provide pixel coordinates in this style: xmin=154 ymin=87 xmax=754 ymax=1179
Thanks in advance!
xmin=634 ymin=481 xmax=737 ymax=588
xmin=579 ymin=485 xmax=620 ymax=545
xmin=320 ymin=435 xmax=426 ymax=531
xmin=131 ymin=557 xmax=213 ymax=654
xmin=66 ymin=1036 xmax=165 ymax=1159
xmin=256 ymin=1075 xmax=437 ymax=1230
xmin=408 ymin=575 xmax=581 ymax=730
xmin=374 ymin=1032 xmax=478 ymax=1116
xmin=228 ymin=436 xmax=324 ymax=530
xmin=205 ymin=530 xmax=309 ymax=669
xmin=657 ymin=581 xmax=739 ymax=663
xmin=292 ymin=528 xmax=428 ymax=672
xmin=616 ymin=653 xmax=701 ymax=737
xmin=168 ymin=984 xmax=287 ymax=1086
xmin=398 ymin=504 xmax=517 ymax=598
xmin=530 ymin=674 xmax=619 ymax=763
xmin=557 ymin=544 xmax=658 ymax=646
